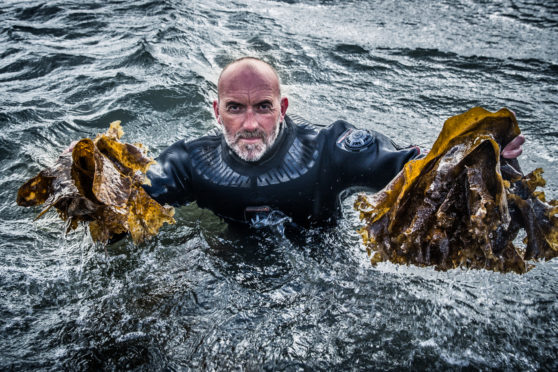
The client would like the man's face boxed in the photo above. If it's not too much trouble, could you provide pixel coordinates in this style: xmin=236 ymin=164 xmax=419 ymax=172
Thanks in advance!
xmin=213 ymin=61 xmax=288 ymax=162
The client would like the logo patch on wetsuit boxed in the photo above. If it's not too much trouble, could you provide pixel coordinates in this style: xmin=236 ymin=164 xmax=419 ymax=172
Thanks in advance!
xmin=336 ymin=129 xmax=376 ymax=152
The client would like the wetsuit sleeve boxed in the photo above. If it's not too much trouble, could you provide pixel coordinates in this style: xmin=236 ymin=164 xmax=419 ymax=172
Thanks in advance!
xmin=142 ymin=140 xmax=194 ymax=207
xmin=367 ymin=132 xmax=421 ymax=188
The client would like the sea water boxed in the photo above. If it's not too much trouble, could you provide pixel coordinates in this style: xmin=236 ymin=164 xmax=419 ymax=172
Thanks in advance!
xmin=1 ymin=0 xmax=557 ymax=370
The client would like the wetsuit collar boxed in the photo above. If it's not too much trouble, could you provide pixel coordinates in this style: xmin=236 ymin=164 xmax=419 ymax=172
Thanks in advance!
xmin=221 ymin=115 xmax=294 ymax=166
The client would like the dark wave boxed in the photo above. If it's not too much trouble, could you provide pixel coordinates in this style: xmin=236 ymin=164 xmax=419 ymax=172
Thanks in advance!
xmin=500 ymin=1 xmax=558 ymax=29
xmin=334 ymin=43 xmax=369 ymax=55
xmin=0 ymin=53 xmax=94 ymax=82
xmin=9 ymin=24 xmax=68 ymax=38
xmin=14 ymin=3 xmax=64 ymax=22
xmin=118 ymin=87 xmax=205 ymax=112
xmin=114 ymin=39 xmax=158 ymax=68
xmin=377 ymin=46 xmax=558 ymax=82
xmin=63 ymin=73 xmax=140 ymax=105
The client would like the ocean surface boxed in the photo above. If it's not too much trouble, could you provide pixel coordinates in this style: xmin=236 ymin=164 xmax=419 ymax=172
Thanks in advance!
xmin=1 ymin=0 xmax=558 ymax=370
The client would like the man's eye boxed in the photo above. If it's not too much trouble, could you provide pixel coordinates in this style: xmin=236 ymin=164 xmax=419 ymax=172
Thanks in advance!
xmin=258 ymin=103 xmax=272 ymax=111
xmin=227 ymin=105 xmax=241 ymax=112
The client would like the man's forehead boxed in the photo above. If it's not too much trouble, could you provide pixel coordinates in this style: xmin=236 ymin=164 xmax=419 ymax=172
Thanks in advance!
xmin=218 ymin=60 xmax=280 ymax=97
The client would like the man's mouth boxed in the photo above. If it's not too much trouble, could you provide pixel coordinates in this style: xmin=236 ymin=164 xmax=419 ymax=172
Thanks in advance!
xmin=236 ymin=131 xmax=265 ymax=144
xmin=238 ymin=137 xmax=263 ymax=144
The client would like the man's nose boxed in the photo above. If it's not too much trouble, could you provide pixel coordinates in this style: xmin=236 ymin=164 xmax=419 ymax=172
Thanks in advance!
xmin=243 ymin=109 xmax=259 ymax=131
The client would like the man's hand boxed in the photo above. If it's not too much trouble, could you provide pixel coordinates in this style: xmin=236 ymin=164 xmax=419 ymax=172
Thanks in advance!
xmin=501 ymin=135 xmax=525 ymax=159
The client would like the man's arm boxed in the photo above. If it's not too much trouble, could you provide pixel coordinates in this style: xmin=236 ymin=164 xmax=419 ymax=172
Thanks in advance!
xmin=142 ymin=140 xmax=195 ymax=207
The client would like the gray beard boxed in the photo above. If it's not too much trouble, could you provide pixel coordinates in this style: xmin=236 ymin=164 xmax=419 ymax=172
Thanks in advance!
xmin=224 ymin=120 xmax=282 ymax=162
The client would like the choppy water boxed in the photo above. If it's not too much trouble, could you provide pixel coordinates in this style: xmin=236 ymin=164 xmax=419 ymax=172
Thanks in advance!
xmin=1 ymin=0 xmax=558 ymax=370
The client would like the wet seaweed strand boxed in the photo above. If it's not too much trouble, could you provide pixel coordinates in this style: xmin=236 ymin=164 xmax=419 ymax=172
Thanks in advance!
xmin=17 ymin=121 xmax=175 ymax=245
xmin=355 ymin=107 xmax=558 ymax=274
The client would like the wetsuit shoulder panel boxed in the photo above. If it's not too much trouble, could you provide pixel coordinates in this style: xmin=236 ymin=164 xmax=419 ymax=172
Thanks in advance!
xmin=325 ymin=120 xmax=420 ymax=192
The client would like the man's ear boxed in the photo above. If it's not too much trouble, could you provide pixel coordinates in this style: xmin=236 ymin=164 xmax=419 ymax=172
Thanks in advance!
xmin=280 ymin=97 xmax=289 ymax=121
xmin=213 ymin=100 xmax=221 ymax=124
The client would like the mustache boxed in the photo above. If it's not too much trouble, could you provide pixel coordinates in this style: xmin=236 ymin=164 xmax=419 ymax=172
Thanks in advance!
xmin=235 ymin=129 xmax=266 ymax=140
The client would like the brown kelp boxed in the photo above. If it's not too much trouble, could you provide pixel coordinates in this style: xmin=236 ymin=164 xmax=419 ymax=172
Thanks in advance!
xmin=355 ymin=107 xmax=558 ymax=273
xmin=17 ymin=121 xmax=175 ymax=244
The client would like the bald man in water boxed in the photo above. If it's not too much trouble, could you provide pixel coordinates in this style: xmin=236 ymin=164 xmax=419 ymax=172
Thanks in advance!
xmin=143 ymin=57 xmax=525 ymax=228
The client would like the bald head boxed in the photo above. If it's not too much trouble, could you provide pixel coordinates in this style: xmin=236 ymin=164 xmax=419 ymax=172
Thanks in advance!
xmin=217 ymin=57 xmax=281 ymax=100
xmin=212 ymin=56 xmax=289 ymax=162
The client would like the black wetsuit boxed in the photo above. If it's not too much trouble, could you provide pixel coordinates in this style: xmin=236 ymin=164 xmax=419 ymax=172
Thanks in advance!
xmin=143 ymin=115 xmax=420 ymax=227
